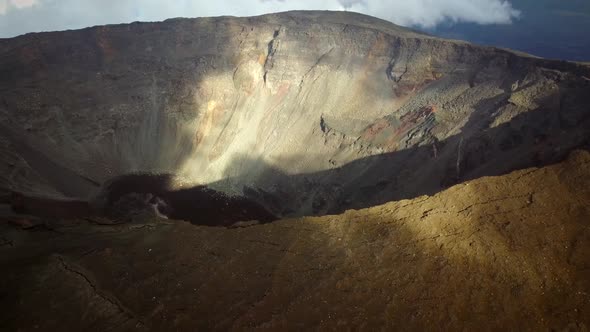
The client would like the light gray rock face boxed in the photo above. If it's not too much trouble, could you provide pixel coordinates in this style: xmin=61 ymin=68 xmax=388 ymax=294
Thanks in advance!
xmin=0 ymin=11 xmax=589 ymax=216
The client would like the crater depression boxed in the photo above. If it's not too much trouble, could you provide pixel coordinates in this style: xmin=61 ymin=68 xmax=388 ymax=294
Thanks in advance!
xmin=0 ymin=11 xmax=589 ymax=225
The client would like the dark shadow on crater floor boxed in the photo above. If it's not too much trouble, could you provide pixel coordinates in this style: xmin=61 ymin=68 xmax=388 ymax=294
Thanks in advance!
xmin=97 ymin=173 xmax=277 ymax=226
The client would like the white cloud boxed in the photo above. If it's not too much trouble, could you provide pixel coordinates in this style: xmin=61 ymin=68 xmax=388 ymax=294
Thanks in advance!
xmin=339 ymin=0 xmax=520 ymax=27
xmin=0 ymin=0 xmax=520 ymax=38
xmin=338 ymin=0 xmax=367 ymax=9
xmin=11 ymin=0 xmax=38 ymax=9
xmin=0 ymin=0 xmax=38 ymax=14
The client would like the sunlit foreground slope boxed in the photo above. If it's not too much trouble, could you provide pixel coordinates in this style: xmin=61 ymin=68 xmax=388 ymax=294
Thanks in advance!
xmin=1 ymin=150 xmax=589 ymax=331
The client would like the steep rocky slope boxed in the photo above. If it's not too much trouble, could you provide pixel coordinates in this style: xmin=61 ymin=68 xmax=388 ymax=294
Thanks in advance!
xmin=0 ymin=11 xmax=589 ymax=219
xmin=1 ymin=150 xmax=589 ymax=331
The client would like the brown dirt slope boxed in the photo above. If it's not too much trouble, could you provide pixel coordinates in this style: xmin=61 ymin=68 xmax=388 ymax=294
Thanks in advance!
xmin=0 ymin=150 xmax=589 ymax=331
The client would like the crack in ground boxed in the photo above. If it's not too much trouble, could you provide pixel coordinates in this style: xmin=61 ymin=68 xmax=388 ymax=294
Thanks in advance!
xmin=248 ymin=239 xmax=280 ymax=247
xmin=55 ymin=255 xmax=145 ymax=329
xmin=456 ymin=193 xmax=532 ymax=214
xmin=0 ymin=236 xmax=14 ymax=247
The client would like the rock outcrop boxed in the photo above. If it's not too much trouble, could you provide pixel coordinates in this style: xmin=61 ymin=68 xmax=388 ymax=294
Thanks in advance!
xmin=0 ymin=11 xmax=589 ymax=218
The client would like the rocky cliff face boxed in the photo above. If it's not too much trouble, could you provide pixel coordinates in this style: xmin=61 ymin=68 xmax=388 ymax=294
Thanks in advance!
xmin=0 ymin=11 xmax=589 ymax=218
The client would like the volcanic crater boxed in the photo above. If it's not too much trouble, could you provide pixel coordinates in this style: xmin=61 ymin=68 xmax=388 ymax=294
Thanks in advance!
xmin=1 ymin=11 xmax=590 ymax=331
xmin=1 ymin=11 xmax=589 ymax=226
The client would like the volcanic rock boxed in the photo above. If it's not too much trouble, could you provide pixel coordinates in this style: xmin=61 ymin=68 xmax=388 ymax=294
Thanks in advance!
xmin=0 ymin=11 xmax=588 ymax=219
xmin=0 ymin=150 xmax=589 ymax=330
xmin=1 ymin=11 xmax=590 ymax=330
